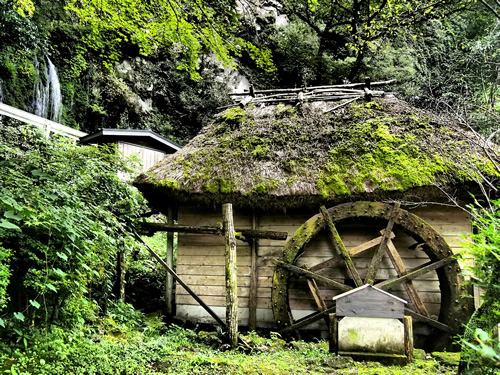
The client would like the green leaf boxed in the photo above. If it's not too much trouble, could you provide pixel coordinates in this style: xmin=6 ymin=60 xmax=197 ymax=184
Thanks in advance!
xmin=0 ymin=318 xmax=4 ymax=328
xmin=56 ymin=252 xmax=68 ymax=261
xmin=4 ymin=211 xmax=23 ymax=221
xmin=13 ymin=312 xmax=25 ymax=322
xmin=46 ymin=284 xmax=57 ymax=292
xmin=29 ymin=299 xmax=41 ymax=309
xmin=477 ymin=328 xmax=489 ymax=342
xmin=53 ymin=268 xmax=65 ymax=277
xmin=0 ymin=219 xmax=21 ymax=231
xmin=31 ymin=169 xmax=50 ymax=180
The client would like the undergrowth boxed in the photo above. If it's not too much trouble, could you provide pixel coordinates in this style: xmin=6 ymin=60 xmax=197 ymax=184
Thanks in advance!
xmin=0 ymin=302 xmax=460 ymax=375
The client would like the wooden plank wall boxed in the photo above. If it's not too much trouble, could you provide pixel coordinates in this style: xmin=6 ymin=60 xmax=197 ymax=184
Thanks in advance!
xmin=175 ymin=204 xmax=472 ymax=330
xmin=118 ymin=142 xmax=167 ymax=176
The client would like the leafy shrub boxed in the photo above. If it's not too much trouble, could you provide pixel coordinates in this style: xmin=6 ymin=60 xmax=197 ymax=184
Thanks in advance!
xmin=459 ymin=199 xmax=500 ymax=374
xmin=0 ymin=121 xmax=146 ymax=331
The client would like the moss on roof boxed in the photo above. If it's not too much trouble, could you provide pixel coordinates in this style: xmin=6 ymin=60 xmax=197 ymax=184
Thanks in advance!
xmin=134 ymin=96 xmax=499 ymax=209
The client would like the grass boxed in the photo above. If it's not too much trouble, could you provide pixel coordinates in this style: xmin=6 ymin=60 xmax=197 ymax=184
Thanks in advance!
xmin=0 ymin=303 xmax=460 ymax=374
xmin=0 ymin=324 xmax=460 ymax=375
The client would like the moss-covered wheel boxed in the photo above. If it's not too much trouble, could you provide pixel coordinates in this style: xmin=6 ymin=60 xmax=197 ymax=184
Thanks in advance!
xmin=271 ymin=201 xmax=473 ymax=351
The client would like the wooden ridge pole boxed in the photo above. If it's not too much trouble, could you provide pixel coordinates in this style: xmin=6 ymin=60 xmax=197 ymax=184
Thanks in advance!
xmin=223 ymin=203 xmax=238 ymax=348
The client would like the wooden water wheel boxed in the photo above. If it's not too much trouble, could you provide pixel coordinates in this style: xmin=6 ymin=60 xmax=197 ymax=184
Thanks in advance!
xmin=271 ymin=202 xmax=473 ymax=350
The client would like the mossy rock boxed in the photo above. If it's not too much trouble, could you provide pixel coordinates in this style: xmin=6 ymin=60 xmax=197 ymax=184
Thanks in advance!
xmin=414 ymin=348 xmax=427 ymax=360
xmin=322 ymin=355 xmax=354 ymax=369
xmin=431 ymin=351 xmax=460 ymax=366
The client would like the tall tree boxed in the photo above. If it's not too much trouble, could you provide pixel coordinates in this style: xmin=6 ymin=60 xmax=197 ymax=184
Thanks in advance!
xmin=278 ymin=0 xmax=470 ymax=81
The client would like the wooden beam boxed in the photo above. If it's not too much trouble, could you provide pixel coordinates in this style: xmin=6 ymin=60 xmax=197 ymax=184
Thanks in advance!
xmin=320 ymin=206 xmax=363 ymax=286
xmin=133 ymin=232 xmax=227 ymax=328
xmin=365 ymin=203 xmax=400 ymax=284
xmin=307 ymin=278 xmax=328 ymax=311
xmin=223 ymin=203 xmax=238 ymax=348
xmin=279 ymin=304 xmax=337 ymax=334
xmin=404 ymin=316 xmax=414 ymax=363
xmin=404 ymin=308 xmax=458 ymax=334
xmin=275 ymin=260 xmax=352 ymax=292
xmin=350 ymin=232 xmax=395 ymax=256
xmin=309 ymin=232 xmax=395 ymax=272
xmin=329 ymin=314 xmax=339 ymax=355
xmin=375 ymin=257 xmax=455 ymax=291
xmin=385 ymin=239 xmax=428 ymax=316
xmin=141 ymin=222 xmax=287 ymax=240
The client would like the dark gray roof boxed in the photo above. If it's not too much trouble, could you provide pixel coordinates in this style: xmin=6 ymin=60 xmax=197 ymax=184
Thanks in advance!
xmin=331 ymin=284 xmax=407 ymax=304
xmin=80 ymin=129 xmax=181 ymax=153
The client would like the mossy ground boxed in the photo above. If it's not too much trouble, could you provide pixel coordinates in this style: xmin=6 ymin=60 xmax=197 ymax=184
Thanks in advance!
xmin=1 ymin=322 xmax=461 ymax=375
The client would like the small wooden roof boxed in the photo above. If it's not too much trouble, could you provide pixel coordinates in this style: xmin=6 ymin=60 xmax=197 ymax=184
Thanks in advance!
xmin=80 ymin=129 xmax=181 ymax=154
xmin=332 ymin=284 xmax=407 ymax=305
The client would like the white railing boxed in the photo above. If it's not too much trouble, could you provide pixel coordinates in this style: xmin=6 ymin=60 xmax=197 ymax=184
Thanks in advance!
xmin=0 ymin=102 xmax=87 ymax=140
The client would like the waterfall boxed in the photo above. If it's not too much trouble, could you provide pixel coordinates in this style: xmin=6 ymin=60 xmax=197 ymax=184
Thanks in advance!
xmin=31 ymin=56 xmax=63 ymax=123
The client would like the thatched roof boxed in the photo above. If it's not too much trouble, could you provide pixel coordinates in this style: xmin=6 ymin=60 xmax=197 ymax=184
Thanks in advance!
xmin=134 ymin=95 xmax=500 ymax=210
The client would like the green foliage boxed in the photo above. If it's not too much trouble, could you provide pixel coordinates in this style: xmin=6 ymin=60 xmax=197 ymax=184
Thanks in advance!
xmin=270 ymin=20 xmax=321 ymax=86
xmin=0 ymin=0 xmax=40 ymax=51
xmin=273 ymin=0 xmax=470 ymax=82
xmin=459 ymin=199 xmax=500 ymax=373
xmin=126 ymin=232 xmax=173 ymax=311
xmin=0 ymin=121 xmax=146 ymax=329
xmin=65 ymin=0 xmax=274 ymax=78
xmin=0 ymin=323 xmax=461 ymax=374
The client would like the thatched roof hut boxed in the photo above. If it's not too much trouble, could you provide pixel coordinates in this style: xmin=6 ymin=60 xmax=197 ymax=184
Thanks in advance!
xmin=134 ymin=94 xmax=499 ymax=351
xmin=135 ymin=95 xmax=498 ymax=210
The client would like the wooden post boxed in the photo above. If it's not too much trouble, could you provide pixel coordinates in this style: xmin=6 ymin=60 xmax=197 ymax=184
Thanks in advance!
xmin=223 ymin=203 xmax=238 ymax=348
xmin=248 ymin=210 xmax=258 ymax=331
xmin=165 ymin=205 xmax=175 ymax=316
xmin=329 ymin=314 xmax=338 ymax=354
xmin=404 ymin=316 xmax=414 ymax=363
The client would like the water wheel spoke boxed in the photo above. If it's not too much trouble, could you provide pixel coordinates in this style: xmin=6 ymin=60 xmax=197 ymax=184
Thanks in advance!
xmin=309 ymin=232 xmax=396 ymax=272
xmin=309 ymin=256 xmax=342 ymax=272
xmin=374 ymin=256 xmax=456 ymax=291
xmin=279 ymin=304 xmax=337 ymax=334
xmin=350 ymin=232 xmax=395 ymax=256
xmin=320 ymin=206 xmax=363 ymax=287
xmin=364 ymin=202 xmax=401 ymax=284
xmin=404 ymin=308 xmax=458 ymax=334
xmin=275 ymin=260 xmax=352 ymax=292
xmin=306 ymin=278 xmax=328 ymax=311
xmin=386 ymin=238 xmax=429 ymax=316
xmin=306 ymin=278 xmax=331 ymax=326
